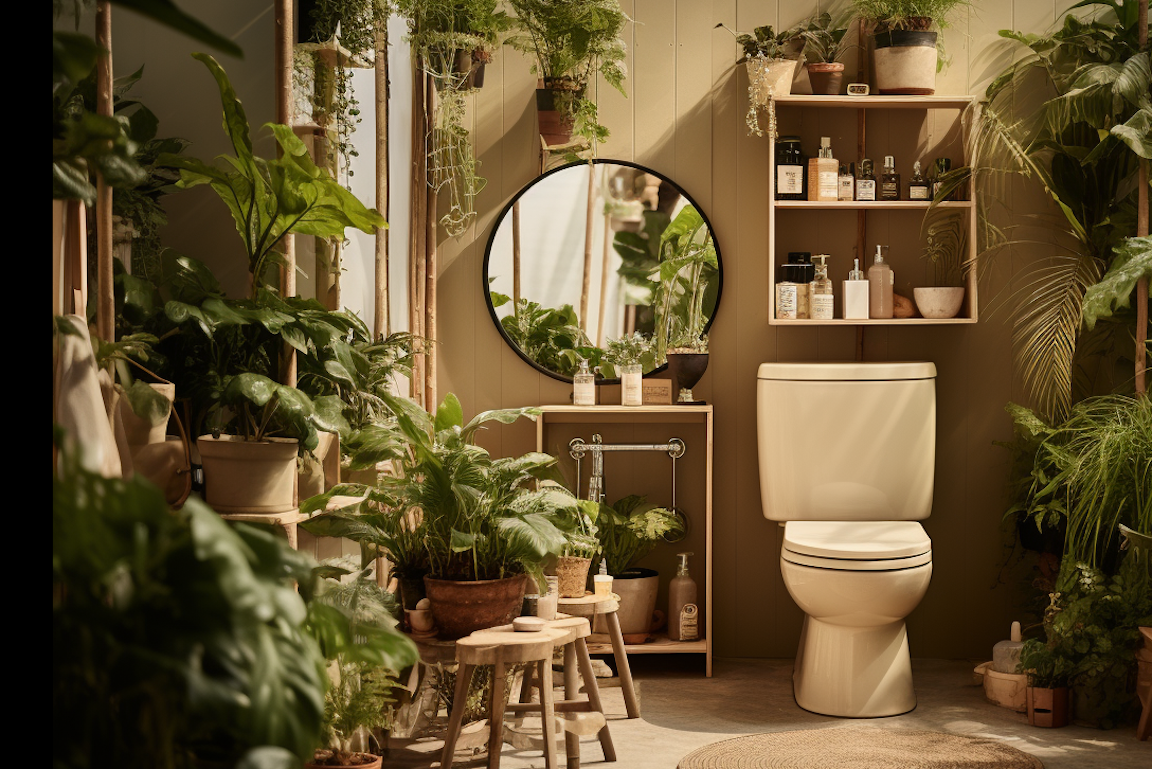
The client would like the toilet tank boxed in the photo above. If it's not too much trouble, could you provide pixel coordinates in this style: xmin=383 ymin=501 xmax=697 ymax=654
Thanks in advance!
xmin=757 ymin=362 xmax=936 ymax=522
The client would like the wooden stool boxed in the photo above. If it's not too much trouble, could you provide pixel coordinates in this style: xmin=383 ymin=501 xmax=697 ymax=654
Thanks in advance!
xmin=556 ymin=593 xmax=640 ymax=719
xmin=512 ymin=616 xmax=616 ymax=768
xmin=441 ymin=626 xmax=567 ymax=769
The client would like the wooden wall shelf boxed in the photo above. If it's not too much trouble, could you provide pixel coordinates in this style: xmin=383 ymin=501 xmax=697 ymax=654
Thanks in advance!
xmin=535 ymin=404 xmax=714 ymax=676
xmin=773 ymin=95 xmax=976 ymax=109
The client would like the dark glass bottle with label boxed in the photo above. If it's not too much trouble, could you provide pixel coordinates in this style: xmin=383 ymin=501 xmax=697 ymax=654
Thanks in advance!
xmin=880 ymin=155 xmax=900 ymax=201
xmin=908 ymin=161 xmax=930 ymax=200
xmin=775 ymin=136 xmax=806 ymax=200
xmin=856 ymin=158 xmax=876 ymax=201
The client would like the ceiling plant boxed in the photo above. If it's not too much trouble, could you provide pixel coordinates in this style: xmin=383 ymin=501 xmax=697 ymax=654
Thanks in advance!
xmin=506 ymin=0 xmax=629 ymax=148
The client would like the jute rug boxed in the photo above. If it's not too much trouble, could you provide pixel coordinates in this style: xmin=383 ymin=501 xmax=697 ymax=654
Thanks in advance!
xmin=677 ymin=727 xmax=1044 ymax=769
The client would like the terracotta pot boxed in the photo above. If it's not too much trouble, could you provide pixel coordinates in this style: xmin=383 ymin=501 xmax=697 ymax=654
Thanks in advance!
xmin=424 ymin=574 xmax=527 ymax=639
xmin=873 ymin=30 xmax=938 ymax=95
xmin=666 ymin=352 xmax=709 ymax=404
xmin=119 ymin=382 xmax=175 ymax=446
xmin=556 ymin=556 xmax=592 ymax=598
xmin=1026 ymin=686 xmax=1070 ymax=727
xmin=745 ymin=58 xmax=798 ymax=102
xmin=536 ymin=86 xmax=579 ymax=146
xmin=197 ymin=435 xmax=298 ymax=514
xmin=806 ymin=62 xmax=845 ymax=95
xmin=306 ymin=751 xmax=382 ymax=769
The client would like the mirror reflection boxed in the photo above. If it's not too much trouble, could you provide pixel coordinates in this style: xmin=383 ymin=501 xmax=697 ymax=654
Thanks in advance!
xmin=484 ymin=161 xmax=722 ymax=381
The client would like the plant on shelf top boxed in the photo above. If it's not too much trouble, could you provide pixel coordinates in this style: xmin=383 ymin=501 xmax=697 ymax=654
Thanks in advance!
xmin=591 ymin=495 xmax=687 ymax=576
xmin=601 ymin=332 xmax=654 ymax=374
xmin=718 ymin=23 xmax=802 ymax=62
xmin=507 ymin=0 xmax=629 ymax=145
xmin=158 ymin=54 xmax=385 ymax=297
xmin=653 ymin=205 xmax=719 ymax=360
xmin=562 ymin=499 xmax=603 ymax=560
xmin=797 ymin=10 xmax=856 ymax=63
xmin=851 ymin=0 xmax=969 ymax=32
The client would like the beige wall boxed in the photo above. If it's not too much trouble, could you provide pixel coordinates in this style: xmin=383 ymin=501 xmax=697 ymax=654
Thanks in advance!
xmin=436 ymin=0 xmax=1076 ymax=658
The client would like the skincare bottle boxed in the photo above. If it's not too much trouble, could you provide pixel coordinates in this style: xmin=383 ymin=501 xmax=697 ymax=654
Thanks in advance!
xmin=880 ymin=155 xmax=900 ymax=201
xmin=855 ymin=158 xmax=876 ymax=201
xmin=908 ymin=160 xmax=930 ymax=201
xmin=594 ymin=560 xmax=613 ymax=598
xmin=573 ymin=358 xmax=596 ymax=406
xmin=867 ymin=245 xmax=894 ymax=319
xmin=775 ymin=265 xmax=799 ymax=320
xmin=788 ymin=252 xmax=813 ymax=319
xmin=667 ymin=552 xmax=699 ymax=642
xmin=774 ymin=136 xmax=806 ymax=200
xmin=838 ymin=162 xmax=855 ymax=201
xmin=808 ymin=137 xmax=839 ymax=202
xmin=810 ymin=254 xmax=834 ymax=319
xmin=842 ymin=258 xmax=869 ymax=319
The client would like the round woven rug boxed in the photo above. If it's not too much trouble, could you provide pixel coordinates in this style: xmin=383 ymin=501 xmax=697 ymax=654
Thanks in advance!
xmin=678 ymin=727 xmax=1044 ymax=769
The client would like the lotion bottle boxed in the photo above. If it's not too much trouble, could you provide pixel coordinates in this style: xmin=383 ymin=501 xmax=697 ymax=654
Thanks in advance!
xmin=868 ymin=245 xmax=894 ymax=319
xmin=668 ymin=552 xmax=699 ymax=642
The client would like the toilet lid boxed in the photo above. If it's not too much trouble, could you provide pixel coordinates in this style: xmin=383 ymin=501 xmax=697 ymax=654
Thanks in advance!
xmin=783 ymin=521 xmax=931 ymax=560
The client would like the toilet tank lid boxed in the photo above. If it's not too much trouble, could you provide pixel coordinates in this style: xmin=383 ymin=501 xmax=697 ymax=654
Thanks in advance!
xmin=784 ymin=521 xmax=932 ymax=559
xmin=757 ymin=362 xmax=936 ymax=381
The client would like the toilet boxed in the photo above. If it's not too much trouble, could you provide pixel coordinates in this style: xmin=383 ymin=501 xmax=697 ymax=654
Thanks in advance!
xmin=756 ymin=362 xmax=936 ymax=718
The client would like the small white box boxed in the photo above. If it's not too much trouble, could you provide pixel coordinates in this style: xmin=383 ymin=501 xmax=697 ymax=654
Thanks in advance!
xmin=843 ymin=280 xmax=870 ymax=320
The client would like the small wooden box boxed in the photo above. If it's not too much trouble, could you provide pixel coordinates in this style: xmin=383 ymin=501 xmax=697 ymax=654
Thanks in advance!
xmin=642 ymin=379 xmax=673 ymax=405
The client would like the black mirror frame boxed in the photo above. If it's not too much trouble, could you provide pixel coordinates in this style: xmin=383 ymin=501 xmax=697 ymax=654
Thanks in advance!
xmin=481 ymin=159 xmax=724 ymax=384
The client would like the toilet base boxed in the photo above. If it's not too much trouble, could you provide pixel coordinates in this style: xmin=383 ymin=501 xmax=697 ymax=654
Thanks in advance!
xmin=793 ymin=615 xmax=916 ymax=717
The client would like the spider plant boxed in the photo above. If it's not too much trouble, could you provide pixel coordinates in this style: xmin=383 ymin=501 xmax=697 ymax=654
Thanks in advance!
xmin=946 ymin=0 xmax=1150 ymax=419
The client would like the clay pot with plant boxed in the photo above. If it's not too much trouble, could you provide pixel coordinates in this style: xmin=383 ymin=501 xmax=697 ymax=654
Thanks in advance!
xmin=555 ymin=499 xmax=602 ymax=597
xmin=797 ymin=10 xmax=856 ymax=94
xmin=717 ymin=21 xmax=804 ymax=106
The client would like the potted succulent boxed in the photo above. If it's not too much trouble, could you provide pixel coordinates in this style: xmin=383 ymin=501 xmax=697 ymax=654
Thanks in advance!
xmin=555 ymin=499 xmax=602 ymax=598
xmin=602 ymin=332 xmax=654 ymax=407
xmin=853 ymin=0 xmax=969 ymax=95
xmin=797 ymin=10 xmax=856 ymax=95
xmin=591 ymin=495 xmax=687 ymax=639
xmin=507 ymin=0 xmax=629 ymax=147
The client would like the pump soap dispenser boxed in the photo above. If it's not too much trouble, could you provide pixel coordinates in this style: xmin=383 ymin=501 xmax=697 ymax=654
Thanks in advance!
xmin=668 ymin=552 xmax=699 ymax=642
xmin=868 ymin=245 xmax=894 ymax=319
xmin=843 ymin=257 xmax=869 ymax=320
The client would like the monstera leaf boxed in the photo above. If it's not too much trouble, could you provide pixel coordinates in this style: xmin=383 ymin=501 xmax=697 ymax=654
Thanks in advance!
xmin=1082 ymin=236 xmax=1152 ymax=330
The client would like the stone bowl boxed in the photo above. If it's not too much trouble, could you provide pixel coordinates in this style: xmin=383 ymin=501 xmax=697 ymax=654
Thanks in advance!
xmin=913 ymin=287 xmax=965 ymax=319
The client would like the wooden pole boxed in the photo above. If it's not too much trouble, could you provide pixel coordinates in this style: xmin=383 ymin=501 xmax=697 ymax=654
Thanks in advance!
xmin=580 ymin=162 xmax=595 ymax=329
xmin=854 ymin=17 xmax=869 ymax=363
xmin=95 ymin=0 xmax=114 ymax=344
xmin=374 ymin=26 xmax=391 ymax=339
xmin=596 ymin=168 xmax=611 ymax=347
xmin=1136 ymin=0 xmax=1148 ymax=399
xmin=409 ymin=59 xmax=427 ymax=407
xmin=512 ymin=200 xmax=522 ymax=310
xmin=425 ymin=76 xmax=438 ymax=411
xmin=275 ymin=0 xmax=297 ymax=386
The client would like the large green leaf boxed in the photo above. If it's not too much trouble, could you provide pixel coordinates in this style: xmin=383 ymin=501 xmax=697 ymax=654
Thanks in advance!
xmin=123 ymin=380 xmax=171 ymax=427
xmin=460 ymin=406 xmax=541 ymax=442
xmin=112 ymin=0 xmax=244 ymax=58
xmin=1111 ymin=107 xmax=1152 ymax=159
xmin=1082 ymin=235 xmax=1152 ymax=329
xmin=435 ymin=392 xmax=464 ymax=432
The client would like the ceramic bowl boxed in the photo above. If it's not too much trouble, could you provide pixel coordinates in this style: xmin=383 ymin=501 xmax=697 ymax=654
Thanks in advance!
xmin=407 ymin=608 xmax=435 ymax=633
xmin=913 ymin=287 xmax=965 ymax=319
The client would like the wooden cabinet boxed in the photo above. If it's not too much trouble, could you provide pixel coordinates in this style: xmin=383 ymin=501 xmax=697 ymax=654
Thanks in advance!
xmin=535 ymin=405 xmax=714 ymax=676
xmin=767 ymin=94 xmax=979 ymax=326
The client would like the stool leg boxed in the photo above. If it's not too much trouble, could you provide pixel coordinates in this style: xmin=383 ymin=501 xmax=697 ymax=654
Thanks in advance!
xmin=487 ymin=657 xmax=508 ymax=769
xmin=605 ymin=610 xmax=641 ymax=718
xmin=539 ymin=659 xmax=558 ymax=769
xmin=440 ymin=663 xmax=473 ymax=769
xmin=513 ymin=663 xmax=535 ymax=730
xmin=563 ymin=642 xmax=580 ymax=769
xmin=576 ymin=637 xmax=616 ymax=762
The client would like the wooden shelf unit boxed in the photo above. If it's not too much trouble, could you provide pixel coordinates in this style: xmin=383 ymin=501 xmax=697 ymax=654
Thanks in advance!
xmin=767 ymin=95 xmax=979 ymax=326
xmin=534 ymin=404 xmax=714 ymax=676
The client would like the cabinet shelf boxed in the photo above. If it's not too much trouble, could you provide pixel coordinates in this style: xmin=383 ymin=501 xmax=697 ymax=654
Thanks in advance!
xmin=769 ymin=317 xmax=976 ymax=327
xmin=775 ymin=200 xmax=973 ymax=210
xmin=773 ymin=94 xmax=976 ymax=109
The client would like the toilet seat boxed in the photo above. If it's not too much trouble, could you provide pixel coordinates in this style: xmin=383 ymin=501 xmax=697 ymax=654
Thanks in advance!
xmin=782 ymin=521 xmax=931 ymax=572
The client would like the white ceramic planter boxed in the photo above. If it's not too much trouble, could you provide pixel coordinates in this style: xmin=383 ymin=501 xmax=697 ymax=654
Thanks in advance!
xmin=873 ymin=32 xmax=938 ymax=95
xmin=119 ymin=382 xmax=175 ymax=446
xmin=746 ymin=58 xmax=798 ymax=103
xmin=197 ymin=434 xmax=299 ymax=514
xmin=913 ymin=287 xmax=965 ymax=319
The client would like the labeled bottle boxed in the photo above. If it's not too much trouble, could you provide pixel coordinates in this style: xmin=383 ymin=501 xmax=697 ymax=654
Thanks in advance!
xmin=932 ymin=157 xmax=952 ymax=200
xmin=855 ymin=158 xmax=876 ymax=201
xmin=880 ymin=155 xmax=900 ymax=201
xmin=775 ymin=264 xmax=799 ymax=320
xmin=838 ymin=162 xmax=855 ymax=201
xmin=908 ymin=160 xmax=930 ymax=200
xmin=808 ymin=136 xmax=839 ymax=202
xmin=868 ymin=244 xmax=894 ymax=319
xmin=573 ymin=358 xmax=596 ymax=406
xmin=668 ymin=552 xmax=699 ymax=642
xmin=810 ymin=254 xmax=834 ymax=319
xmin=788 ymin=252 xmax=813 ymax=319
xmin=775 ymin=136 xmax=806 ymax=200
xmin=843 ymin=257 xmax=870 ymax=319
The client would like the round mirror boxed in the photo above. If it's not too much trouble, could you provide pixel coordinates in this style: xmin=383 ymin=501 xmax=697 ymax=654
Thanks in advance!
xmin=483 ymin=160 xmax=723 ymax=382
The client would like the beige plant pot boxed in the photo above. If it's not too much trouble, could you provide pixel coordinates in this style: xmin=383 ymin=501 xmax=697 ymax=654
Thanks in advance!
xmin=746 ymin=58 xmax=798 ymax=104
xmin=913 ymin=287 xmax=965 ymax=319
xmin=873 ymin=31 xmax=938 ymax=95
xmin=974 ymin=661 xmax=1028 ymax=713
xmin=120 ymin=382 xmax=175 ymax=446
xmin=556 ymin=556 xmax=592 ymax=598
xmin=608 ymin=568 xmax=661 ymax=636
xmin=197 ymin=434 xmax=299 ymax=514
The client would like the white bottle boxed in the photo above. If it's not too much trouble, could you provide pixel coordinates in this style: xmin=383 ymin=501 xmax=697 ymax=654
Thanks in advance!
xmin=842 ymin=258 xmax=869 ymax=320
xmin=573 ymin=358 xmax=596 ymax=406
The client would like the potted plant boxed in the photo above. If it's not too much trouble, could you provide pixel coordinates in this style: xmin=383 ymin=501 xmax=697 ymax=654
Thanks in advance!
xmin=507 ymin=0 xmax=629 ymax=147
xmin=555 ymin=499 xmax=602 ymax=597
xmin=717 ymin=21 xmax=804 ymax=134
xmin=602 ymin=332 xmax=654 ymax=407
xmin=853 ymin=0 xmax=968 ymax=95
xmin=592 ymin=495 xmax=687 ymax=638
xmin=1020 ymin=633 xmax=1074 ymax=728
xmin=797 ymin=10 xmax=855 ymax=95
xmin=914 ymin=208 xmax=967 ymax=318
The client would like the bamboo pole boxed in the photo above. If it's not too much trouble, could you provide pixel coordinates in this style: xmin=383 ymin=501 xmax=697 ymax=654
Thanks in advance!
xmin=409 ymin=60 xmax=427 ymax=407
xmin=275 ymin=0 xmax=297 ymax=386
xmin=1136 ymin=0 xmax=1148 ymax=399
xmin=512 ymin=200 xmax=522 ymax=310
xmin=424 ymin=75 xmax=438 ymax=411
xmin=374 ymin=26 xmax=391 ymax=339
xmin=95 ymin=0 xmax=114 ymax=344
xmin=596 ymin=168 xmax=610 ymax=347
xmin=579 ymin=162 xmax=595 ymax=328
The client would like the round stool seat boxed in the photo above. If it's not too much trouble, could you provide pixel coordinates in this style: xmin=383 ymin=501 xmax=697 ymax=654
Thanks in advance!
xmin=457 ymin=626 xmax=567 ymax=666
xmin=557 ymin=592 xmax=621 ymax=616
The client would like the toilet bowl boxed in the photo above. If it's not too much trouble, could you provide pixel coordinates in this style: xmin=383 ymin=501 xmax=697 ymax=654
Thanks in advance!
xmin=757 ymin=362 xmax=937 ymax=718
